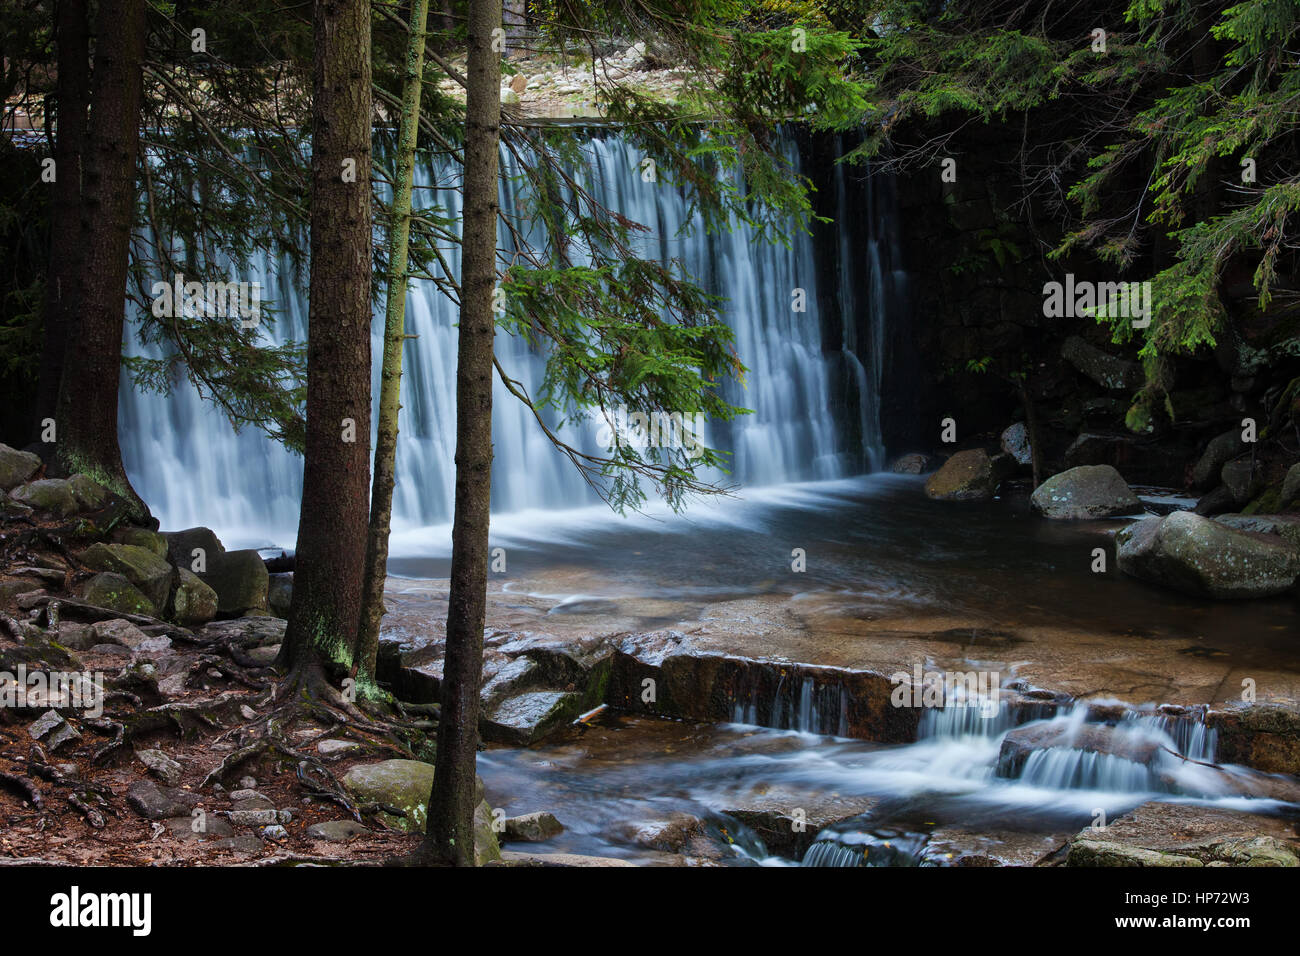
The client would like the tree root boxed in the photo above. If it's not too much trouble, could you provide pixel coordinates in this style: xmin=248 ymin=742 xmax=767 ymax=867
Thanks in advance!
xmin=0 ymin=771 xmax=43 ymax=809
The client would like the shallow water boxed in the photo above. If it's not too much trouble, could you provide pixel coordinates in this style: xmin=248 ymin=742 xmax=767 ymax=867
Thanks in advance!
xmin=388 ymin=474 xmax=1300 ymax=673
xmin=478 ymin=709 xmax=1300 ymax=866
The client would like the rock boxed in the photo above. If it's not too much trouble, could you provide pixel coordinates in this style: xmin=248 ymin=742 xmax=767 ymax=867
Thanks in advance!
xmin=164 ymin=527 xmax=226 ymax=571
xmin=481 ymin=690 xmax=583 ymax=745
xmin=305 ymin=819 xmax=370 ymax=842
xmin=51 ymin=621 xmax=96 ymax=651
xmin=317 ymin=738 xmax=361 ymax=758
xmin=500 ymin=87 xmax=521 ymax=105
xmin=200 ymin=549 xmax=269 ymax=616
xmin=260 ymin=824 xmax=288 ymax=841
xmin=0 ymin=579 xmax=45 ymax=608
xmin=1061 ymin=335 xmax=1143 ymax=391
xmin=112 ymin=526 xmax=169 ymax=556
xmin=1030 ymin=465 xmax=1141 ymax=519
xmin=1192 ymin=429 xmax=1245 ymax=489
xmin=1117 ymin=510 xmax=1300 ymax=599
xmin=1209 ymin=702 xmax=1300 ymax=775
xmin=1213 ymin=514 xmax=1300 ymax=553
xmin=89 ymin=618 xmax=151 ymax=651
xmin=79 ymin=542 xmax=173 ymax=610
xmin=340 ymin=759 xmax=439 ymax=833
xmin=66 ymin=473 xmax=111 ymax=510
xmin=169 ymin=568 xmax=218 ymax=626
xmin=1066 ymin=802 xmax=1299 ymax=867
xmin=27 ymin=709 xmax=81 ymax=752
xmin=1000 ymin=422 xmax=1032 ymax=467
xmin=502 ymin=811 xmax=564 ymax=843
xmin=890 ymin=453 xmax=932 ymax=474
xmin=136 ymin=748 xmax=184 ymax=786
xmin=157 ymin=673 xmax=188 ymax=700
xmin=1279 ymin=463 xmax=1300 ymax=510
xmin=339 ymin=758 xmax=498 ymax=861
xmin=165 ymin=814 xmax=234 ymax=841
xmin=997 ymin=722 xmax=1159 ymax=778
xmin=126 ymin=779 xmax=201 ymax=820
xmin=246 ymin=644 xmax=279 ymax=665
xmin=498 ymin=850 xmax=638 ymax=867
xmin=1062 ymin=432 xmax=1187 ymax=486
xmin=1220 ymin=458 xmax=1259 ymax=504
xmin=1067 ymin=840 xmax=1205 ymax=867
xmin=79 ymin=572 xmax=156 ymax=617
xmin=613 ymin=813 xmax=704 ymax=852
xmin=229 ymin=808 xmax=278 ymax=826
xmin=509 ymin=72 xmax=527 ymax=93
xmin=0 ymin=443 xmax=41 ymax=490
xmin=9 ymin=478 xmax=78 ymax=516
xmin=923 ymin=449 xmax=1011 ymax=501
xmin=238 ymin=775 xmax=257 ymax=790
xmin=1193 ymin=485 xmax=1236 ymax=516
xmin=267 ymin=572 xmax=292 ymax=619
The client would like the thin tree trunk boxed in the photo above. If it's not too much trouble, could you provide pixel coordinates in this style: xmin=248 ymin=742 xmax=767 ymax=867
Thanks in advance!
xmin=423 ymin=0 xmax=501 ymax=867
xmin=356 ymin=0 xmax=432 ymax=688
xmin=36 ymin=0 xmax=90 ymax=448
xmin=278 ymin=0 xmax=373 ymax=692
xmin=53 ymin=0 xmax=148 ymax=519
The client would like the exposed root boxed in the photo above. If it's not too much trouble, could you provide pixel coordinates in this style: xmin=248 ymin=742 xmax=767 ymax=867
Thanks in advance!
xmin=0 ymin=771 xmax=43 ymax=809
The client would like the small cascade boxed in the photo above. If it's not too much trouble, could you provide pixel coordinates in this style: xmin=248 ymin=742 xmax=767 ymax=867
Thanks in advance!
xmin=1125 ymin=706 xmax=1218 ymax=763
xmin=729 ymin=673 xmax=850 ymax=736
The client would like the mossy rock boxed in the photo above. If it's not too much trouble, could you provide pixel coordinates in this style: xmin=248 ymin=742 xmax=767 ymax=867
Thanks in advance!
xmin=80 ymin=542 xmax=173 ymax=610
xmin=0 ymin=443 xmax=42 ymax=491
xmin=67 ymin=473 xmax=112 ymax=510
xmin=9 ymin=478 xmax=78 ymax=516
xmin=112 ymin=526 xmax=169 ymax=557
xmin=168 ymin=568 xmax=218 ymax=626
xmin=80 ymin=571 xmax=157 ymax=617
xmin=1066 ymin=840 xmax=1203 ymax=867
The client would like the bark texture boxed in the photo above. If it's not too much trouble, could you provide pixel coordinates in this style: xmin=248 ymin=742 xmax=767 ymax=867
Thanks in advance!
xmin=357 ymin=0 xmax=432 ymax=686
xmin=52 ymin=0 xmax=148 ymax=517
xmin=423 ymin=0 xmax=501 ymax=866
xmin=280 ymin=0 xmax=373 ymax=681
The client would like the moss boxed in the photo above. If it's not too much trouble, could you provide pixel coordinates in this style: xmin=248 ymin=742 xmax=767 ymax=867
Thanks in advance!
xmin=1243 ymin=486 xmax=1282 ymax=515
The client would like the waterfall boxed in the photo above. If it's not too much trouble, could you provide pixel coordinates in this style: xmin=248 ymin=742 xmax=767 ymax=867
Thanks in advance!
xmin=119 ymin=129 xmax=891 ymax=548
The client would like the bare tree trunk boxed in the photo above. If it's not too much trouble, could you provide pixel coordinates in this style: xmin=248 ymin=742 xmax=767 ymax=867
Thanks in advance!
xmin=53 ymin=0 xmax=149 ymax=519
xmin=357 ymin=0 xmax=431 ymax=684
xmin=36 ymin=0 xmax=89 ymax=448
xmin=278 ymin=0 xmax=373 ymax=695
xmin=423 ymin=0 xmax=501 ymax=867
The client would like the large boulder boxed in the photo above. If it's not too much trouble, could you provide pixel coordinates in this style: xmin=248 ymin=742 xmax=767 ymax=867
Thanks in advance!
xmin=481 ymin=690 xmax=583 ymax=745
xmin=201 ymin=550 xmax=269 ymax=616
xmin=67 ymin=473 xmax=112 ymax=510
xmin=999 ymin=422 xmax=1032 ymax=467
xmin=1117 ymin=511 xmax=1300 ymax=599
xmin=1065 ymin=802 xmax=1299 ymax=867
xmin=924 ymin=449 xmax=1012 ymax=501
xmin=1191 ymin=429 xmax=1245 ymax=489
xmin=168 ymin=568 xmax=218 ymax=626
xmin=340 ymin=759 xmax=500 ymax=864
xmin=1220 ymin=458 xmax=1259 ymax=504
xmin=112 ymin=526 xmax=169 ymax=557
xmin=9 ymin=478 xmax=78 ymax=516
xmin=79 ymin=542 xmax=173 ymax=611
xmin=164 ymin=527 xmax=226 ymax=572
xmin=0 ymin=443 xmax=41 ymax=490
xmin=267 ymin=572 xmax=293 ymax=619
xmin=80 ymin=572 xmax=157 ymax=617
xmin=1280 ymin=462 xmax=1300 ymax=510
xmin=1030 ymin=465 xmax=1141 ymax=519
xmin=1213 ymin=514 xmax=1300 ymax=553
xmin=1060 ymin=335 xmax=1143 ymax=391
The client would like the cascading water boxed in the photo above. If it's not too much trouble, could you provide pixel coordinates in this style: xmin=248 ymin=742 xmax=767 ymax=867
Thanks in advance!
xmin=118 ymin=129 xmax=893 ymax=547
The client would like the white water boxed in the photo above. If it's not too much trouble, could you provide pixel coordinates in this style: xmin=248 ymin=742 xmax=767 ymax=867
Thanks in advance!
xmin=119 ymin=131 xmax=897 ymax=548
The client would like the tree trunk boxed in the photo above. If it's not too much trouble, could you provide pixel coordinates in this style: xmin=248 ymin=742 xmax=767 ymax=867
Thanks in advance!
xmin=36 ymin=0 xmax=90 ymax=447
xmin=356 ymin=0 xmax=432 ymax=688
xmin=423 ymin=0 xmax=500 ymax=867
xmin=278 ymin=0 xmax=373 ymax=691
xmin=52 ymin=0 xmax=148 ymax=518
